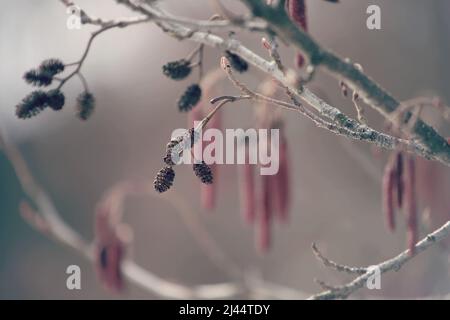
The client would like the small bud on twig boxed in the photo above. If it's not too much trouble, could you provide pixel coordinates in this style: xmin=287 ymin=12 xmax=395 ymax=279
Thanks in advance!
xmin=340 ymin=80 xmax=349 ymax=97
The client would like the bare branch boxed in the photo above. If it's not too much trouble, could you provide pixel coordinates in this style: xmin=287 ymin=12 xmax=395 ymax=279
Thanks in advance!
xmin=309 ymin=221 xmax=450 ymax=300
xmin=241 ymin=0 xmax=450 ymax=165
xmin=107 ymin=1 xmax=450 ymax=166
xmin=0 ymin=130 xmax=242 ymax=299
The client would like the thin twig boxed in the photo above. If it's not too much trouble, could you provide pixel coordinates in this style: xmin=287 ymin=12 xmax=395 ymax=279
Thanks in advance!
xmin=114 ymin=1 xmax=450 ymax=166
xmin=312 ymin=243 xmax=367 ymax=275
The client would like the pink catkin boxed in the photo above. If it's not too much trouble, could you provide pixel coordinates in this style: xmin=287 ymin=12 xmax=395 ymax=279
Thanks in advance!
xmin=94 ymin=203 xmax=125 ymax=293
xmin=396 ymin=152 xmax=404 ymax=208
xmin=286 ymin=0 xmax=308 ymax=68
xmin=382 ymin=154 xmax=397 ymax=232
xmin=404 ymin=156 xmax=418 ymax=255
xmin=240 ymin=144 xmax=256 ymax=224
xmin=201 ymin=163 xmax=217 ymax=210
xmin=258 ymin=174 xmax=273 ymax=253
xmin=200 ymin=108 xmax=221 ymax=211
xmin=273 ymin=137 xmax=291 ymax=222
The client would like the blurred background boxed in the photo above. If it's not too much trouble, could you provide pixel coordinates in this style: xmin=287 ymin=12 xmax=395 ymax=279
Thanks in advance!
xmin=1 ymin=0 xmax=450 ymax=299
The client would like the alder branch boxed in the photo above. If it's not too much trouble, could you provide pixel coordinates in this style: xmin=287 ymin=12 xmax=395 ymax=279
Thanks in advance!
xmin=105 ymin=1 xmax=449 ymax=166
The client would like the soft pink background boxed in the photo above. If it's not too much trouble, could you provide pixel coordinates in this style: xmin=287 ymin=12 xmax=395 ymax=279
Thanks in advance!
xmin=0 ymin=0 xmax=449 ymax=299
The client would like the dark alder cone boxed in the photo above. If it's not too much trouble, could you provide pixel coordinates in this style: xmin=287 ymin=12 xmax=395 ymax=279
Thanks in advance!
xmin=23 ymin=69 xmax=53 ymax=87
xmin=164 ymin=128 xmax=200 ymax=165
xmin=178 ymin=84 xmax=201 ymax=112
xmin=162 ymin=59 xmax=191 ymax=80
xmin=259 ymin=175 xmax=273 ymax=253
xmin=39 ymin=59 xmax=65 ymax=76
xmin=77 ymin=91 xmax=96 ymax=120
xmin=193 ymin=161 xmax=213 ymax=185
xmin=225 ymin=50 xmax=248 ymax=73
xmin=154 ymin=166 xmax=176 ymax=193
xmin=47 ymin=89 xmax=65 ymax=111
xmin=164 ymin=136 xmax=183 ymax=166
xmin=16 ymin=90 xmax=49 ymax=119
